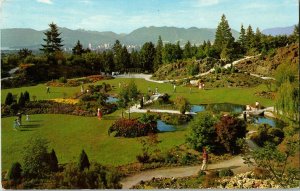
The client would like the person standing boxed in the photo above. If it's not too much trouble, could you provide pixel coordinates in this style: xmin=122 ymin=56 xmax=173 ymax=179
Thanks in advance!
xmin=155 ymin=87 xmax=158 ymax=94
xmin=26 ymin=114 xmax=30 ymax=121
xmin=97 ymin=108 xmax=102 ymax=120
xmin=201 ymin=147 xmax=208 ymax=171
xmin=243 ymin=111 xmax=247 ymax=122
xmin=173 ymin=84 xmax=176 ymax=93
xmin=46 ymin=86 xmax=50 ymax=93
xmin=255 ymin=101 xmax=260 ymax=110
xmin=13 ymin=119 xmax=19 ymax=130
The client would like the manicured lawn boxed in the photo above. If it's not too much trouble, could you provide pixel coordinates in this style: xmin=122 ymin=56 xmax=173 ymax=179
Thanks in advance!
xmin=1 ymin=112 xmax=186 ymax=170
xmin=1 ymin=78 xmax=275 ymax=106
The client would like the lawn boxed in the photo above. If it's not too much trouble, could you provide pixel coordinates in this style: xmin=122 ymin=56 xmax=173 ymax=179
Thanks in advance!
xmin=1 ymin=78 xmax=275 ymax=107
xmin=1 ymin=77 xmax=275 ymax=170
xmin=1 ymin=112 xmax=186 ymax=171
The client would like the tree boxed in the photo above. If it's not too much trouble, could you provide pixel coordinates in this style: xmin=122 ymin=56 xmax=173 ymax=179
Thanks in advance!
xmin=238 ymin=24 xmax=246 ymax=53
xmin=140 ymin=42 xmax=155 ymax=72
xmin=7 ymin=162 xmax=22 ymax=182
xmin=174 ymin=41 xmax=183 ymax=60
xmin=130 ymin=49 xmax=140 ymax=68
xmin=23 ymin=137 xmax=50 ymax=179
xmin=40 ymin=22 xmax=63 ymax=56
xmin=78 ymin=149 xmax=90 ymax=171
xmin=183 ymin=41 xmax=193 ymax=59
xmin=18 ymin=92 xmax=25 ymax=107
xmin=153 ymin=36 xmax=163 ymax=71
xmin=49 ymin=149 xmax=59 ymax=172
xmin=5 ymin=92 xmax=14 ymax=105
xmin=72 ymin=40 xmax=85 ymax=55
xmin=186 ymin=112 xmax=218 ymax=152
xmin=23 ymin=91 xmax=30 ymax=102
xmin=241 ymin=138 xmax=300 ymax=188
xmin=245 ymin=25 xmax=255 ymax=51
xmin=121 ymin=46 xmax=130 ymax=69
xmin=214 ymin=14 xmax=235 ymax=59
xmin=112 ymin=40 xmax=123 ymax=72
xmin=274 ymin=62 xmax=297 ymax=87
xmin=102 ymin=50 xmax=114 ymax=73
xmin=174 ymin=96 xmax=191 ymax=114
xmin=215 ymin=115 xmax=247 ymax=154
xmin=18 ymin=48 xmax=32 ymax=60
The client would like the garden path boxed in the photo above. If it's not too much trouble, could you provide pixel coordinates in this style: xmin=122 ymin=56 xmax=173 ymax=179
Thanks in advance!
xmin=120 ymin=140 xmax=258 ymax=189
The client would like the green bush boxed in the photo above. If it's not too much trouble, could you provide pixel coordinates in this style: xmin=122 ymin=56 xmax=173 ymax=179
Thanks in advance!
xmin=218 ymin=168 xmax=234 ymax=177
xmin=174 ymin=96 xmax=191 ymax=114
xmin=5 ymin=92 xmax=14 ymax=105
xmin=78 ymin=150 xmax=90 ymax=171
xmin=58 ymin=77 xmax=67 ymax=83
xmin=7 ymin=162 xmax=22 ymax=182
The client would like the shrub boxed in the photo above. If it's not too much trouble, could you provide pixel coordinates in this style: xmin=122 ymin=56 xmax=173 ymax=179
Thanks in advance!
xmin=7 ymin=162 xmax=22 ymax=182
xmin=188 ymin=63 xmax=199 ymax=76
xmin=215 ymin=115 xmax=247 ymax=154
xmin=58 ymin=77 xmax=67 ymax=83
xmin=78 ymin=150 xmax=90 ymax=171
xmin=18 ymin=92 xmax=25 ymax=107
xmin=202 ymin=170 xmax=219 ymax=188
xmin=250 ymin=124 xmax=284 ymax=146
xmin=108 ymin=118 xmax=158 ymax=138
xmin=174 ymin=96 xmax=191 ymax=114
xmin=24 ymin=91 xmax=30 ymax=102
xmin=136 ymin=152 xmax=150 ymax=164
xmin=186 ymin=112 xmax=218 ymax=152
xmin=218 ymin=168 xmax=234 ymax=177
xmin=5 ymin=92 xmax=14 ymax=105
xmin=49 ymin=149 xmax=59 ymax=172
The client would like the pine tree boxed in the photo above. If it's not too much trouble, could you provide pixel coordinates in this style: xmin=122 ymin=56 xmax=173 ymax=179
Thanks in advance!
xmin=121 ymin=46 xmax=130 ymax=69
xmin=48 ymin=149 xmax=59 ymax=172
xmin=153 ymin=36 xmax=163 ymax=71
xmin=238 ymin=24 xmax=246 ymax=53
xmin=113 ymin=40 xmax=123 ymax=72
xmin=254 ymin=27 xmax=263 ymax=51
xmin=183 ymin=41 xmax=192 ymax=59
xmin=245 ymin=25 xmax=255 ymax=50
xmin=5 ymin=92 xmax=14 ymax=105
xmin=130 ymin=49 xmax=140 ymax=68
xmin=174 ymin=41 xmax=183 ymax=60
xmin=24 ymin=91 xmax=30 ymax=102
xmin=72 ymin=40 xmax=85 ymax=55
xmin=40 ymin=22 xmax=63 ymax=55
xmin=18 ymin=92 xmax=25 ymax=107
xmin=140 ymin=42 xmax=155 ymax=72
xmin=78 ymin=149 xmax=90 ymax=171
xmin=214 ymin=14 xmax=235 ymax=58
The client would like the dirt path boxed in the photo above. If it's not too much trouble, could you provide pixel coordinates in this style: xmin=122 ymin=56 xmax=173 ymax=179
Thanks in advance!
xmin=121 ymin=140 xmax=258 ymax=189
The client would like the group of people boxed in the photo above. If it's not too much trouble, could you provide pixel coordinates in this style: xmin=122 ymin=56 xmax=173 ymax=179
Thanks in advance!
xmin=13 ymin=113 xmax=30 ymax=130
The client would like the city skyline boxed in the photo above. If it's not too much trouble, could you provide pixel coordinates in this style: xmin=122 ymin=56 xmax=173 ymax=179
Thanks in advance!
xmin=1 ymin=0 xmax=298 ymax=33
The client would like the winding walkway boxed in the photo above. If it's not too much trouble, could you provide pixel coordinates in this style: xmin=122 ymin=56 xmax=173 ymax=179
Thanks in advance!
xmin=121 ymin=140 xmax=257 ymax=189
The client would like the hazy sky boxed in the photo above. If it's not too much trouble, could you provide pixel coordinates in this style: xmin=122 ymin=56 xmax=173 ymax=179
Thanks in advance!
xmin=1 ymin=0 xmax=298 ymax=33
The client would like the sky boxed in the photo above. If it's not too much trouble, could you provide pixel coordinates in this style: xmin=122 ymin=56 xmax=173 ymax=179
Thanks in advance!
xmin=1 ymin=0 xmax=298 ymax=33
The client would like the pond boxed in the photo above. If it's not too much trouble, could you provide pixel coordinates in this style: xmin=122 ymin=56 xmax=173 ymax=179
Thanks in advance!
xmin=190 ymin=103 xmax=285 ymax=128
xmin=106 ymin=96 xmax=119 ymax=103
xmin=157 ymin=120 xmax=176 ymax=132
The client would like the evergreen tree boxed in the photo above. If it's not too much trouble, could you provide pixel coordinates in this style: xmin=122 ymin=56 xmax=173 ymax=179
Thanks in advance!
xmin=140 ymin=42 xmax=155 ymax=72
xmin=121 ymin=46 xmax=130 ymax=69
xmin=40 ymin=22 xmax=63 ymax=55
xmin=23 ymin=91 xmax=30 ymax=102
xmin=78 ymin=149 xmax=90 ymax=171
xmin=174 ymin=41 xmax=183 ymax=60
xmin=245 ymin=25 xmax=255 ymax=50
xmin=183 ymin=41 xmax=193 ymax=59
xmin=48 ymin=149 xmax=59 ymax=172
xmin=153 ymin=36 xmax=163 ymax=71
xmin=18 ymin=92 xmax=25 ymax=107
xmin=214 ymin=14 xmax=235 ymax=58
xmin=130 ymin=49 xmax=140 ymax=68
xmin=5 ymin=92 xmax=14 ymax=105
xmin=103 ymin=50 xmax=114 ymax=73
xmin=238 ymin=24 xmax=246 ymax=53
xmin=291 ymin=24 xmax=299 ymax=42
xmin=72 ymin=40 xmax=85 ymax=55
xmin=8 ymin=162 xmax=22 ymax=182
xmin=112 ymin=40 xmax=123 ymax=72
xmin=18 ymin=48 xmax=32 ymax=60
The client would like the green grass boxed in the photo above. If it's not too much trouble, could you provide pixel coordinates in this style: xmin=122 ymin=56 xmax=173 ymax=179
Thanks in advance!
xmin=1 ymin=112 xmax=186 ymax=171
xmin=1 ymin=77 xmax=276 ymax=170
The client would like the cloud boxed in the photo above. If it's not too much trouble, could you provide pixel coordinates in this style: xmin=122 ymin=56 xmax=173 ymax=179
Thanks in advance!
xmin=37 ymin=0 xmax=53 ymax=4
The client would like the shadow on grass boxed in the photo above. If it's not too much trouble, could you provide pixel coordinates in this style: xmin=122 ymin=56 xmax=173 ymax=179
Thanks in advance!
xmin=21 ymin=124 xmax=41 ymax=128
xmin=19 ymin=129 xmax=33 ymax=132
xmin=28 ymin=120 xmax=43 ymax=122
xmin=209 ymin=165 xmax=241 ymax=171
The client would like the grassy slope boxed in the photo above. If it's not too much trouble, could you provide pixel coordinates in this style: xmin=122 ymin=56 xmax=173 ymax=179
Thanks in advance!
xmin=1 ymin=112 xmax=186 ymax=170
xmin=1 ymin=78 xmax=274 ymax=106
xmin=1 ymin=78 xmax=275 ymax=170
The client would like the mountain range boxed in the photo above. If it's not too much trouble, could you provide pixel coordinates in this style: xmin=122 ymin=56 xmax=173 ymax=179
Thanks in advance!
xmin=1 ymin=25 xmax=295 ymax=50
xmin=262 ymin=25 xmax=295 ymax=36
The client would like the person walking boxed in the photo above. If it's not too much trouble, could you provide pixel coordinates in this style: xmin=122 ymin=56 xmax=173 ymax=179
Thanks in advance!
xmin=201 ymin=147 xmax=208 ymax=171
xmin=13 ymin=119 xmax=19 ymax=130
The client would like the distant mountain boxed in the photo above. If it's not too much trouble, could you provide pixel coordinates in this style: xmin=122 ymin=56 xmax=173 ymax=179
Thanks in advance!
xmin=1 ymin=26 xmax=240 ymax=50
xmin=262 ymin=25 xmax=295 ymax=36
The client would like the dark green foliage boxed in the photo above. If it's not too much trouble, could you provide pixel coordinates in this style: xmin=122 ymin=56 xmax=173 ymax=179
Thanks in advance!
xmin=136 ymin=152 xmax=150 ymax=164
xmin=18 ymin=92 xmax=25 ymax=107
xmin=112 ymin=40 xmax=123 ymax=71
xmin=118 ymin=80 xmax=139 ymax=107
xmin=49 ymin=149 xmax=59 ymax=172
xmin=174 ymin=96 xmax=191 ymax=114
xmin=160 ymin=113 xmax=192 ymax=125
xmin=58 ymin=77 xmax=67 ymax=83
xmin=140 ymin=97 xmax=144 ymax=108
xmin=78 ymin=150 xmax=90 ymax=171
xmin=5 ymin=92 xmax=14 ymax=105
xmin=8 ymin=162 xmax=22 ymax=181
xmin=153 ymin=36 xmax=163 ymax=71
xmin=250 ymin=124 xmax=284 ymax=146
xmin=140 ymin=42 xmax=156 ymax=72
xmin=40 ymin=22 xmax=63 ymax=56
xmin=187 ymin=63 xmax=199 ymax=75
xmin=218 ymin=168 xmax=234 ymax=177
xmin=23 ymin=137 xmax=50 ymax=179
xmin=183 ymin=41 xmax=193 ymax=59
xmin=72 ymin=40 xmax=85 ymax=55
xmin=215 ymin=115 xmax=247 ymax=154
xmin=186 ymin=112 xmax=218 ymax=152
xmin=23 ymin=91 xmax=30 ymax=102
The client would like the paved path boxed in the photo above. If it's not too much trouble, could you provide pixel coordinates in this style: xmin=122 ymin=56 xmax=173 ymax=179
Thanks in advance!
xmin=121 ymin=140 xmax=258 ymax=189
xmin=127 ymin=104 xmax=196 ymax=115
